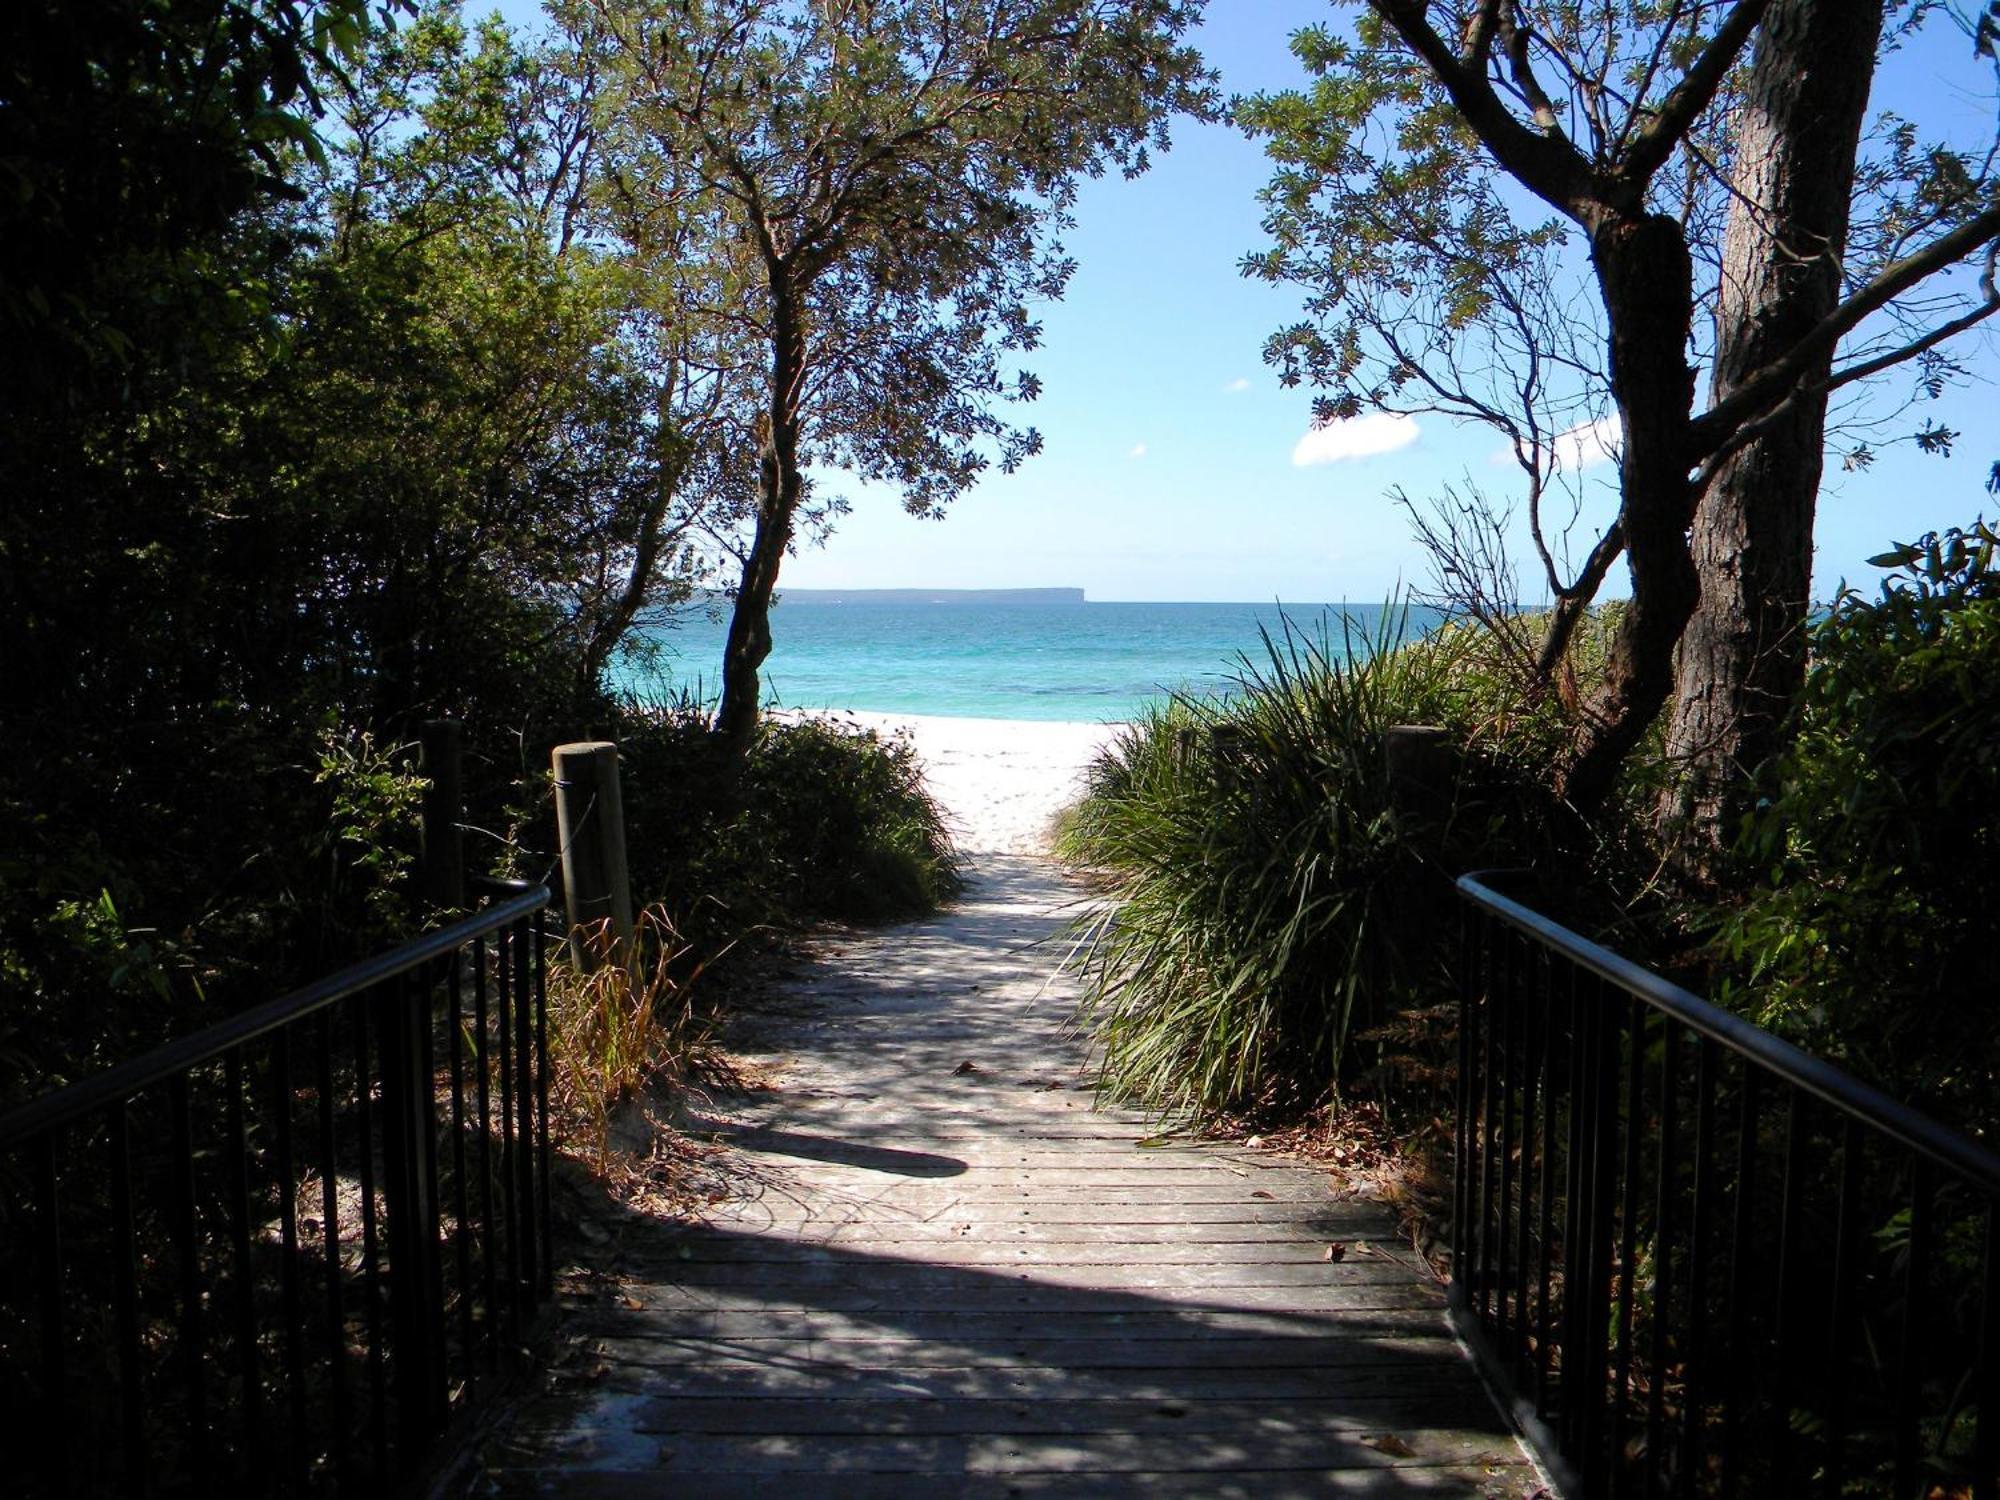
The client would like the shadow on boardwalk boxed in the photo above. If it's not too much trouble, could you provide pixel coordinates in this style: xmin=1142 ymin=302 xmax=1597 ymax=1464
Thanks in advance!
xmin=465 ymin=852 xmax=1541 ymax=1498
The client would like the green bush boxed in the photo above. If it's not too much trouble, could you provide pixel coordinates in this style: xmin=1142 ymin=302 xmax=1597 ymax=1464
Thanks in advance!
xmin=1055 ymin=608 xmax=1585 ymax=1120
xmin=1710 ymin=521 xmax=2000 ymax=1134
xmin=612 ymin=699 xmax=962 ymax=959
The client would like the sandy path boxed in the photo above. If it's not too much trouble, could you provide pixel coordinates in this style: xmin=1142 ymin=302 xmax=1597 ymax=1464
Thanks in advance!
xmin=473 ymin=718 xmax=1536 ymax=1497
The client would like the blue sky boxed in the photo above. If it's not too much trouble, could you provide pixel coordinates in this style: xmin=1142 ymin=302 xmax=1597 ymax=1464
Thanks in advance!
xmin=496 ymin=1 xmax=2000 ymax=604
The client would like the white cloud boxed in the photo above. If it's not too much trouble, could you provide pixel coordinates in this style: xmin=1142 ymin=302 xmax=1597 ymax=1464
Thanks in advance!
xmin=1128 ymin=442 xmax=1148 ymax=459
xmin=1552 ymin=413 xmax=1622 ymax=472
xmin=1494 ymin=414 xmax=1623 ymax=473
xmin=1223 ymin=377 xmax=1252 ymax=393
xmin=1291 ymin=412 xmax=1421 ymax=466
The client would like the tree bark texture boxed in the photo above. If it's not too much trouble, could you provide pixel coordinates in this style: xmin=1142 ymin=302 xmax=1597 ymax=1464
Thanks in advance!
xmin=1661 ymin=0 xmax=1884 ymax=851
xmin=714 ymin=280 xmax=805 ymax=758
xmin=1563 ymin=213 xmax=1702 ymax=814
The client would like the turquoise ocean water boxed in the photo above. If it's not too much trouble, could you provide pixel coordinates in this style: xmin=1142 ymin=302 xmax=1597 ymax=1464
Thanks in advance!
xmin=618 ymin=598 xmax=1449 ymax=722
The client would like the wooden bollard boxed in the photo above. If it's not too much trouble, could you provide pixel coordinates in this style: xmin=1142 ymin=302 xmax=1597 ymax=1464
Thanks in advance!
xmin=419 ymin=719 xmax=465 ymax=911
xmin=1382 ymin=724 xmax=1456 ymax=823
xmin=552 ymin=741 xmax=635 ymax=971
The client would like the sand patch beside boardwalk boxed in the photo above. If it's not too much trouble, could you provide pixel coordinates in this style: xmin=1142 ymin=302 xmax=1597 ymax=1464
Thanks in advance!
xmin=785 ymin=710 xmax=1126 ymax=858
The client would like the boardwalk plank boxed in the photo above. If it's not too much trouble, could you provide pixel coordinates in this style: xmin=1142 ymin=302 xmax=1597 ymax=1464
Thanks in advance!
xmin=469 ymin=851 xmax=1538 ymax=1496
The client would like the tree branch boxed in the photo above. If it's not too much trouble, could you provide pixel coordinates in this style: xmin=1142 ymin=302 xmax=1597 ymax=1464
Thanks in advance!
xmin=1622 ymin=0 xmax=1772 ymax=187
xmin=1367 ymin=0 xmax=1597 ymax=218
xmin=1689 ymin=205 xmax=2000 ymax=455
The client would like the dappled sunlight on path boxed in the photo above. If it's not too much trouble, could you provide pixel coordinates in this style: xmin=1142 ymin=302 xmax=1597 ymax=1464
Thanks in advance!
xmin=469 ymin=842 xmax=1541 ymax=1497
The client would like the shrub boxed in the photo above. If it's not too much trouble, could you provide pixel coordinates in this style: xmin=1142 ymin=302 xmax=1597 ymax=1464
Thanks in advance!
xmin=1709 ymin=521 xmax=2000 ymax=1134
xmin=1056 ymin=607 xmax=1584 ymax=1121
xmin=611 ymin=698 xmax=962 ymax=960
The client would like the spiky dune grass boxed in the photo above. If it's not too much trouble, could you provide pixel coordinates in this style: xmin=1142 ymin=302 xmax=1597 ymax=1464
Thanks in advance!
xmin=1056 ymin=610 xmax=1522 ymax=1121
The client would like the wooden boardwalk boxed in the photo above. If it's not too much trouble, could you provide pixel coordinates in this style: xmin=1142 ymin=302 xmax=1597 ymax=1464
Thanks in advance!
xmin=472 ymin=853 xmax=1541 ymax=1498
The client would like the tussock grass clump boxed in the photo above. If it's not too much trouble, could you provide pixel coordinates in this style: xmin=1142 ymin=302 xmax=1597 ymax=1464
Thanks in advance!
xmin=1057 ymin=608 xmax=1565 ymax=1122
xmin=546 ymin=905 xmax=722 ymax=1166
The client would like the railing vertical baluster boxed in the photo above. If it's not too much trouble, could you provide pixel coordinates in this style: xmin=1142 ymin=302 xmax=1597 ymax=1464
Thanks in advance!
xmin=448 ymin=948 xmax=475 ymax=1392
xmin=109 ymin=1104 xmax=147 ymax=1499
xmin=167 ymin=1076 xmax=209 ymax=1489
xmin=1679 ymin=1036 xmax=1718 ymax=1499
xmin=224 ymin=1048 xmax=264 ymax=1485
xmin=497 ymin=926 xmax=520 ymax=1329
xmin=314 ymin=1008 xmax=352 ymax=1495
xmin=33 ymin=1132 xmax=68 ymax=1500
xmin=352 ymin=990 xmax=388 ymax=1480
xmin=474 ymin=932 xmax=498 ymax=1370
xmin=418 ymin=960 xmax=449 ymax=1409
xmin=1504 ymin=936 xmax=1512 ymax=1360
xmin=1580 ymin=979 xmax=1622 ymax=1492
xmin=1825 ymin=1119 xmax=1865 ymax=1497
xmin=1722 ymin=1066 xmax=1761 ymax=1496
xmin=1771 ymin=1087 xmax=1808 ymax=1493
xmin=270 ymin=1033 xmax=308 ymax=1481
xmin=1612 ymin=994 xmax=1645 ymax=1498
xmin=513 ymin=919 xmax=538 ymax=1299
xmin=1977 ymin=1200 xmax=1998 ymax=1500
xmin=377 ymin=968 xmax=446 ymax=1465
xmin=535 ymin=916 xmax=553 ymax=1293
xmin=1647 ymin=1022 xmax=1681 ymax=1497
xmin=1559 ymin=963 xmax=1588 ymax=1451
xmin=1497 ymin=926 xmax=1518 ymax=1351
xmin=1896 ymin=1156 xmax=1936 ymax=1499
xmin=1535 ymin=954 xmax=1558 ymax=1421
xmin=1480 ymin=928 xmax=1496 ymax=1328
xmin=1453 ymin=908 xmax=1478 ymax=1293
xmin=1513 ymin=945 xmax=1543 ymax=1388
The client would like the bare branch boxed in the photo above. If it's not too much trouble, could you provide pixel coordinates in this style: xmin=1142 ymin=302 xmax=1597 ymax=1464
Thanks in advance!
xmin=1689 ymin=205 xmax=2000 ymax=455
xmin=1622 ymin=0 xmax=1771 ymax=188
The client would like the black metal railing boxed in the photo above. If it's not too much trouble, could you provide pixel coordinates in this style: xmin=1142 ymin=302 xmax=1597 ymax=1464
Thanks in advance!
xmin=0 ymin=883 xmax=553 ymax=1497
xmin=1454 ymin=872 xmax=1999 ymax=1499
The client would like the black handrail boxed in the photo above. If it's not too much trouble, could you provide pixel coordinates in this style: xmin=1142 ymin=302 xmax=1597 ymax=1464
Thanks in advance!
xmin=0 ymin=885 xmax=555 ymax=1498
xmin=0 ymin=888 xmax=548 ymax=1149
xmin=1453 ymin=871 xmax=2000 ymax=1499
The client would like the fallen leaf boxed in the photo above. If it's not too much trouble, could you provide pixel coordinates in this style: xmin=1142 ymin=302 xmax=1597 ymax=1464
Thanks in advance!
xmin=1250 ymin=1190 xmax=1274 ymax=1200
xmin=1324 ymin=1242 xmax=1347 ymax=1262
xmin=1365 ymin=1433 xmax=1418 ymax=1458
xmin=952 ymin=1060 xmax=980 ymax=1075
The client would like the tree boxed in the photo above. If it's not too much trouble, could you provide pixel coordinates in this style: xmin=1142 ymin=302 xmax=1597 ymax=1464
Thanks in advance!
xmin=569 ymin=0 xmax=1217 ymax=755
xmin=1244 ymin=1 xmax=2000 ymax=820
xmin=1664 ymin=0 xmax=1991 ymax=850
xmin=0 ymin=0 xmax=404 ymax=406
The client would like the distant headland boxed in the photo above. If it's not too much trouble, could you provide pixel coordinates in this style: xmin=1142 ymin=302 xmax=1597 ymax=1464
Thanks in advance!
xmin=776 ymin=587 xmax=1086 ymax=606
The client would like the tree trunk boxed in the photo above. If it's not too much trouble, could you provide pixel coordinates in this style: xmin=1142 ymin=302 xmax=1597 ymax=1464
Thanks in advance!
xmin=714 ymin=279 xmax=805 ymax=759
xmin=1563 ymin=213 xmax=1702 ymax=814
xmin=1660 ymin=0 xmax=1884 ymax=855
xmin=577 ymin=383 xmax=692 ymax=692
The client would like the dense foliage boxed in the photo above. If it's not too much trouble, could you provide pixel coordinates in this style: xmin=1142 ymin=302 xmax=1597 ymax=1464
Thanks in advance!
xmin=1055 ymin=609 xmax=1625 ymax=1119
xmin=615 ymin=702 xmax=963 ymax=951
xmin=0 ymin=3 xmax=966 ymax=1111
xmin=1710 ymin=521 xmax=2000 ymax=1135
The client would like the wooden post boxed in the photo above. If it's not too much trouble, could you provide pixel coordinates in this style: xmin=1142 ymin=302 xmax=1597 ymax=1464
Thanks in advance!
xmin=418 ymin=720 xmax=464 ymax=910
xmin=551 ymin=741 xmax=634 ymax=970
xmin=1382 ymin=724 xmax=1456 ymax=825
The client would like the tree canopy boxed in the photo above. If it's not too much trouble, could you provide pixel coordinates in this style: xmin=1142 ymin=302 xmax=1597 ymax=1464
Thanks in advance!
xmin=1242 ymin=0 xmax=2000 ymax=819
xmin=566 ymin=0 xmax=1219 ymax=749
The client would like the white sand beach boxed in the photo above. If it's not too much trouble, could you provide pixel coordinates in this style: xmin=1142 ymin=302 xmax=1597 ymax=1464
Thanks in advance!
xmin=797 ymin=710 xmax=1125 ymax=857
